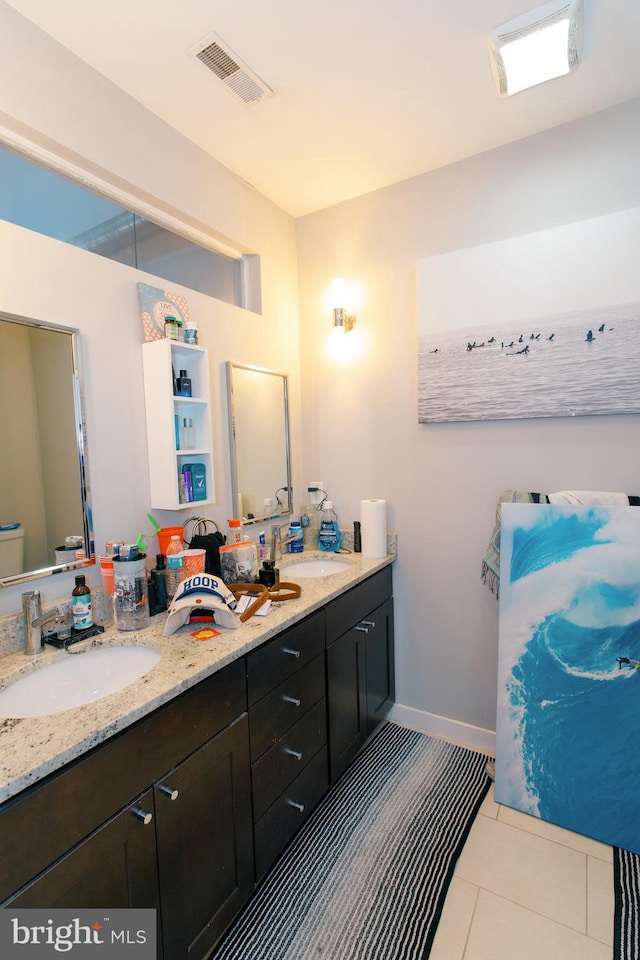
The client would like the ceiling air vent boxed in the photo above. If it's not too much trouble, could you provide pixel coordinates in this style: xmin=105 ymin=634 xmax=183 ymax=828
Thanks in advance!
xmin=192 ymin=32 xmax=273 ymax=105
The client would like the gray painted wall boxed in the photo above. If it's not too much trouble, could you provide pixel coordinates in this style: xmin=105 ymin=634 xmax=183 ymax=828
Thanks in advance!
xmin=296 ymin=98 xmax=640 ymax=734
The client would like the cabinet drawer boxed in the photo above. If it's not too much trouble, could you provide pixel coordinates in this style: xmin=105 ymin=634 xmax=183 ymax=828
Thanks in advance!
xmin=249 ymin=654 xmax=325 ymax=761
xmin=252 ymin=699 xmax=327 ymax=822
xmin=254 ymin=746 xmax=329 ymax=881
xmin=247 ymin=610 xmax=325 ymax=706
xmin=326 ymin=567 xmax=392 ymax=644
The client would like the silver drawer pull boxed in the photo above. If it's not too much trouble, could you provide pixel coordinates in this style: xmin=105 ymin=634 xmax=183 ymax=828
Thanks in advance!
xmin=131 ymin=806 xmax=153 ymax=825
xmin=287 ymin=800 xmax=305 ymax=813
xmin=282 ymin=695 xmax=301 ymax=707
xmin=284 ymin=748 xmax=303 ymax=761
xmin=282 ymin=647 xmax=301 ymax=658
xmin=158 ymin=784 xmax=179 ymax=801
xmin=361 ymin=620 xmax=376 ymax=628
xmin=355 ymin=626 xmax=368 ymax=634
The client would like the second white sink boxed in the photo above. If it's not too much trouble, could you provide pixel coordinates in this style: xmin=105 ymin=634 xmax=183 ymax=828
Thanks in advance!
xmin=283 ymin=558 xmax=351 ymax=578
xmin=0 ymin=645 xmax=161 ymax=718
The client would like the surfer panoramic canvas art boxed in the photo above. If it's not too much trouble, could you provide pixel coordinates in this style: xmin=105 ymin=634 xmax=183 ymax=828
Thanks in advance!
xmin=496 ymin=502 xmax=640 ymax=854
xmin=416 ymin=206 xmax=640 ymax=423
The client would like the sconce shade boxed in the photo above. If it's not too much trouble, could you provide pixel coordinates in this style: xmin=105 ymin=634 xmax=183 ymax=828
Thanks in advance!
xmin=331 ymin=277 xmax=356 ymax=332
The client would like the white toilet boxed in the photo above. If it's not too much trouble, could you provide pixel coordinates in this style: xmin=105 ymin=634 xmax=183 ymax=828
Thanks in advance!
xmin=0 ymin=525 xmax=25 ymax=577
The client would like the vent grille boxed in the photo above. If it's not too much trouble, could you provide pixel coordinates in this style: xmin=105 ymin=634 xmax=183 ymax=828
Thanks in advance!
xmin=193 ymin=33 xmax=272 ymax=105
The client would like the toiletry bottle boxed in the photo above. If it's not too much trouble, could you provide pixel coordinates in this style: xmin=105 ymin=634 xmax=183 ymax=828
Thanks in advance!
xmin=300 ymin=503 xmax=312 ymax=547
xmin=353 ymin=520 xmax=362 ymax=553
xmin=259 ymin=560 xmax=279 ymax=587
xmin=182 ymin=467 xmax=194 ymax=503
xmin=180 ymin=417 xmax=195 ymax=449
xmin=149 ymin=554 xmax=168 ymax=615
xmin=289 ymin=520 xmax=304 ymax=553
xmin=176 ymin=369 xmax=192 ymax=397
xmin=184 ymin=320 xmax=198 ymax=345
xmin=72 ymin=575 xmax=93 ymax=629
xmin=165 ymin=535 xmax=185 ymax=600
xmin=318 ymin=501 xmax=342 ymax=552
xmin=183 ymin=462 xmax=207 ymax=501
xmin=164 ymin=315 xmax=179 ymax=340
xmin=259 ymin=531 xmax=267 ymax=561
xmin=228 ymin=518 xmax=242 ymax=543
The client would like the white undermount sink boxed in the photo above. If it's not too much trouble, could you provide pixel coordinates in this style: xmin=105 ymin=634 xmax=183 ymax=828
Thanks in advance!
xmin=283 ymin=558 xmax=351 ymax=578
xmin=0 ymin=645 xmax=161 ymax=718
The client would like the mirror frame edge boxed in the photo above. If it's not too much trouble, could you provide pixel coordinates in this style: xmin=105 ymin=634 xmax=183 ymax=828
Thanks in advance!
xmin=0 ymin=314 xmax=95 ymax=587
xmin=225 ymin=361 xmax=292 ymax=526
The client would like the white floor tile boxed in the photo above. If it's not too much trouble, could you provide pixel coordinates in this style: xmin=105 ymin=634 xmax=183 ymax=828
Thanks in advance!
xmin=455 ymin=814 xmax=587 ymax=932
xmin=464 ymin=889 xmax=611 ymax=960
xmin=477 ymin=787 xmax=499 ymax=821
xmin=496 ymin=801 xmax=613 ymax=862
xmin=587 ymin=855 xmax=614 ymax=946
xmin=428 ymin=877 xmax=478 ymax=960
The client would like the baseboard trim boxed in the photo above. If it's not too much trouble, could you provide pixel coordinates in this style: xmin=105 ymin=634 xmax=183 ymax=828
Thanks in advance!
xmin=388 ymin=703 xmax=496 ymax=756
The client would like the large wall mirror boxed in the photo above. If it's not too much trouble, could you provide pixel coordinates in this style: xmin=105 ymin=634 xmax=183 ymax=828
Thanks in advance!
xmin=226 ymin=363 xmax=292 ymax=525
xmin=0 ymin=313 xmax=94 ymax=586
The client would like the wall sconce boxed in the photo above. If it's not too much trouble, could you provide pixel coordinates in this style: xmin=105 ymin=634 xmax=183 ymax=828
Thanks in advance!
xmin=332 ymin=277 xmax=357 ymax=333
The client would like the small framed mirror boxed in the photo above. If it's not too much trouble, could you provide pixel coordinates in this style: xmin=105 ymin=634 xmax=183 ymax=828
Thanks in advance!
xmin=0 ymin=313 xmax=94 ymax=586
xmin=226 ymin=363 xmax=292 ymax=524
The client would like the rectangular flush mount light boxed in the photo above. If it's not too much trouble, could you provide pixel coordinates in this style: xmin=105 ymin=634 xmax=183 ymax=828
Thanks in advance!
xmin=488 ymin=0 xmax=583 ymax=96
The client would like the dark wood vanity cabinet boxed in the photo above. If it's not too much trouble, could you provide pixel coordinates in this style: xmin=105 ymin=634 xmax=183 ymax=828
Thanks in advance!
xmin=0 ymin=564 xmax=394 ymax=955
xmin=326 ymin=567 xmax=395 ymax=784
xmin=0 ymin=659 xmax=254 ymax=960
xmin=247 ymin=609 xmax=329 ymax=881
xmin=6 ymin=787 xmax=161 ymax=912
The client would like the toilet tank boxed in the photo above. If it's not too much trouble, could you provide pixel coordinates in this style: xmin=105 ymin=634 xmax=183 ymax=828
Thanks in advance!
xmin=0 ymin=525 xmax=25 ymax=577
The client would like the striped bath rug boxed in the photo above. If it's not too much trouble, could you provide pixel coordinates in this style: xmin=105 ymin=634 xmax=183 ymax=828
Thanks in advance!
xmin=212 ymin=722 xmax=490 ymax=960
xmin=614 ymin=847 xmax=640 ymax=960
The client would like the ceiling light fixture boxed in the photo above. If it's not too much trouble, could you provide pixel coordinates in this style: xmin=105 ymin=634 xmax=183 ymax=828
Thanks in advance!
xmin=488 ymin=0 xmax=583 ymax=97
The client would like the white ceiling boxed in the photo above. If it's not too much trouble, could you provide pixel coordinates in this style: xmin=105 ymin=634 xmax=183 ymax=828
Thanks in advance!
xmin=5 ymin=0 xmax=640 ymax=217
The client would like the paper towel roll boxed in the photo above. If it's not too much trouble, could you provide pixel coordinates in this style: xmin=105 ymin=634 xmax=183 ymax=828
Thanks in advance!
xmin=360 ymin=499 xmax=387 ymax=558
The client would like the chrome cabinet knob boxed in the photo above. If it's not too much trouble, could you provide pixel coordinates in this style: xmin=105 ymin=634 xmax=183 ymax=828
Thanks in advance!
xmin=287 ymin=800 xmax=305 ymax=813
xmin=282 ymin=695 xmax=301 ymax=707
xmin=284 ymin=748 xmax=303 ymax=761
xmin=131 ymin=806 xmax=153 ymax=825
xmin=282 ymin=647 xmax=301 ymax=658
xmin=158 ymin=784 xmax=179 ymax=800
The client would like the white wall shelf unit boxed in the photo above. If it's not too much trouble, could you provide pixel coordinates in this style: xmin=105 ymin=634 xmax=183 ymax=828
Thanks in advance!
xmin=142 ymin=339 xmax=215 ymax=511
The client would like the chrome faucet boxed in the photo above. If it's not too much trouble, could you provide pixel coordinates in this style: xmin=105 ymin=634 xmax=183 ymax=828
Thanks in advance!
xmin=271 ymin=523 xmax=297 ymax=562
xmin=22 ymin=591 xmax=63 ymax=656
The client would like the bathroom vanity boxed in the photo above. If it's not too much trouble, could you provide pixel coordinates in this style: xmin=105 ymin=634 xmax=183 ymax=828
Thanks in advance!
xmin=0 ymin=553 xmax=394 ymax=959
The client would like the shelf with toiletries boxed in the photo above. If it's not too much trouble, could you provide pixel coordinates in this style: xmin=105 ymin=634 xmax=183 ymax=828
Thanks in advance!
xmin=142 ymin=338 xmax=215 ymax=510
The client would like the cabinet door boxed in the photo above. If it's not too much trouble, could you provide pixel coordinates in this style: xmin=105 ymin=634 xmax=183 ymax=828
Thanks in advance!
xmin=5 ymin=789 xmax=161 ymax=918
xmin=327 ymin=626 xmax=367 ymax=785
xmin=154 ymin=713 xmax=253 ymax=960
xmin=365 ymin=597 xmax=395 ymax=735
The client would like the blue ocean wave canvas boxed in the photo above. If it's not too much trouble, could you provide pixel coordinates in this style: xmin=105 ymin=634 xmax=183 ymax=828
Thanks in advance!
xmin=496 ymin=503 xmax=640 ymax=854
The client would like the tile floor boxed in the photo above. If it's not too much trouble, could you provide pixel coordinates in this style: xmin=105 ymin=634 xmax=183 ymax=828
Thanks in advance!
xmin=430 ymin=782 xmax=614 ymax=960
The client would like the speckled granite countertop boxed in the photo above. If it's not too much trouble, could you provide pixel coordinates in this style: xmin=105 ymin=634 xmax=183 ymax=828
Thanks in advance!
xmin=0 ymin=552 xmax=394 ymax=805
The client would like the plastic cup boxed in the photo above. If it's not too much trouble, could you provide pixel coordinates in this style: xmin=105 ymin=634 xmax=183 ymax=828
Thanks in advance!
xmin=183 ymin=549 xmax=206 ymax=577
xmin=157 ymin=526 xmax=183 ymax=556
xmin=99 ymin=555 xmax=114 ymax=596
xmin=112 ymin=556 xmax=150 ymax=631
